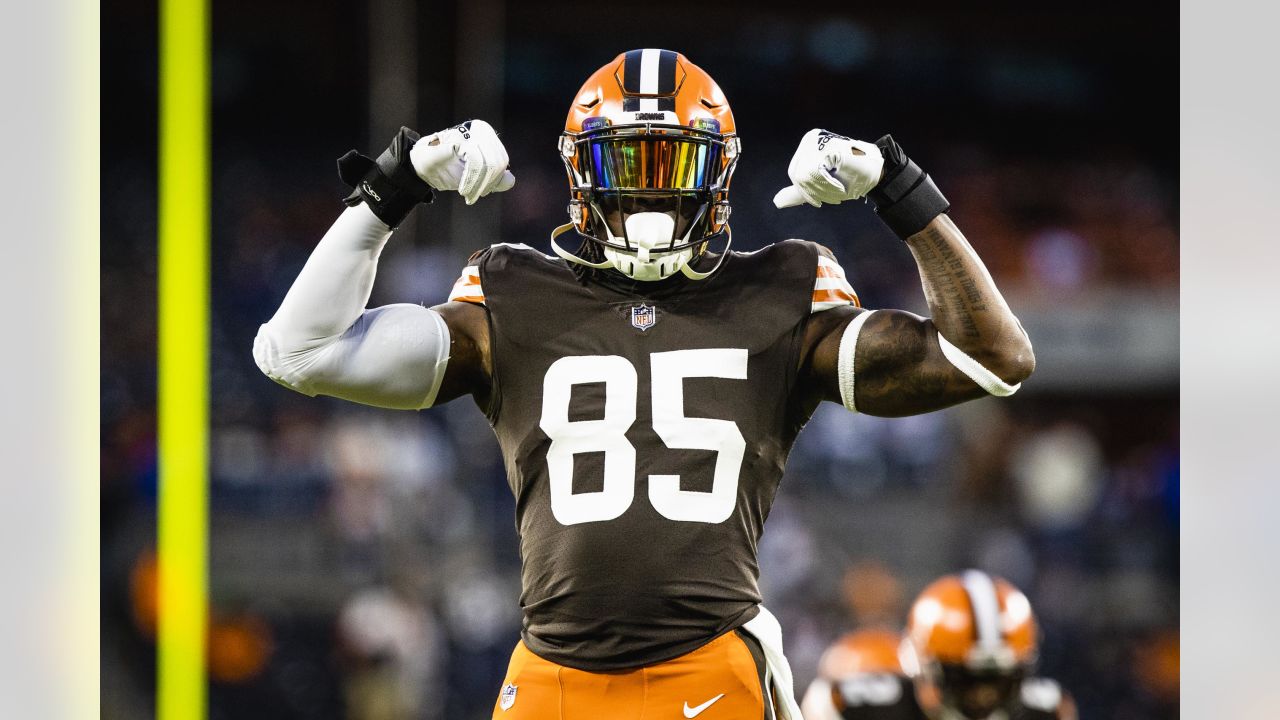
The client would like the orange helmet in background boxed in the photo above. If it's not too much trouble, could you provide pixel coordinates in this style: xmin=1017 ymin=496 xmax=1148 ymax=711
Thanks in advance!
xmin=817 ymin=628 xmax=907 ymax=681
xmin=903 ymin=570 xmax=1039 ymax=720
xmin=554 ymin=49 xmax=741 ymax=281
xmin=801 ymin=627 xmax=912 ymax=720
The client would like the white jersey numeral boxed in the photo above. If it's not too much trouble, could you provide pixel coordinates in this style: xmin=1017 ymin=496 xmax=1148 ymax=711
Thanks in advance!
xmin=540 ymin=355 xmax=638 ymax=526
xmin=649 ymin=349 xmax=747 ymax=523
xmin=539 ymin=350 xmax=748 ymax=525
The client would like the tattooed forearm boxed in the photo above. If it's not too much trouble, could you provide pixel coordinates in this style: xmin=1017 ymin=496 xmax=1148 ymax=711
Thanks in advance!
xmin=905 ymin=215 xmax=1028 ymax=362
xmin=799 ymin=215 xmax=1034 ymax=417
xmin=909 ymin=221 xmax=988 ymax=338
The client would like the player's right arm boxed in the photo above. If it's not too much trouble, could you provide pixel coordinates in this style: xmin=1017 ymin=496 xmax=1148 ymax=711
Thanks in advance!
xmin=252 ymin=121 xmax=511 ymax=409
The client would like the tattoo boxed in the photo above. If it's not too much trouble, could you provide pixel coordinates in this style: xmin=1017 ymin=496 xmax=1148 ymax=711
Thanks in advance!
xmin=801 ymin=217 xmax=1032 ymax=417
xmin=836 ymin=310 xmax=984 ymax=417
xmin=854 ymin=312 xmax=960 ymax=414
xmin=909 ymin=221 xmax=992 ymax=340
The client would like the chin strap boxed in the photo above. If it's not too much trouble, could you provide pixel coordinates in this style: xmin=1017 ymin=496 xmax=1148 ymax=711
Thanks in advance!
xmin=679 ymin=225 xmax=732 ymax=280
xmin=549 ymin=222 xmax=613 ymax=269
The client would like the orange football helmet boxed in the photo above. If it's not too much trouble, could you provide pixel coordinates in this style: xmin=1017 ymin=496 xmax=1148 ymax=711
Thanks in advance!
xmin=817 ymin=628 xmax=907 ymax=681
xmin=903 ymin=570 xmax=1039 ymax=720
xmin=552 ymin=49 xmax=741 ymax=281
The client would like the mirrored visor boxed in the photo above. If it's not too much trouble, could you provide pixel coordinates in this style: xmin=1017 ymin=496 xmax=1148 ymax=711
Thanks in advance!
xmin=585 ymin=135 xmax=722 ymax=190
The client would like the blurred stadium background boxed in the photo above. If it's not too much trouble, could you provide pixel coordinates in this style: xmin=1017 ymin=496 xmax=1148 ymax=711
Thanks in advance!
xmin=102 ymin=1 xmax=1178 ymax=718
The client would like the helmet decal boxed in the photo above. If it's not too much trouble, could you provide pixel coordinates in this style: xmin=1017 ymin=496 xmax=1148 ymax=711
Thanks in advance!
xmin=961 ymin=570 xmax=1004 ymax=654
xmin=620 ymin=48 xmax=680 ymax=112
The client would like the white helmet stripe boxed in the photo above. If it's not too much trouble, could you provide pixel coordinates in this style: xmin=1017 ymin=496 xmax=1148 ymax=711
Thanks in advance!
xmin=639 ymin=48 xmax=661 ymax=111
xmin=961 ymin=569 xmax=1003 ymax=650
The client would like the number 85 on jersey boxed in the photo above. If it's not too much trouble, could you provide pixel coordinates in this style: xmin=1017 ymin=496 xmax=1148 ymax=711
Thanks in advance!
xmin=539 ymin=349 xmax=748 ymax=526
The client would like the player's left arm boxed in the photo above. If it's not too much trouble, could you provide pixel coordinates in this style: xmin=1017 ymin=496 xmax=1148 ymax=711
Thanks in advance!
xmin=781 ymin=130 xmax=1034 ymax=417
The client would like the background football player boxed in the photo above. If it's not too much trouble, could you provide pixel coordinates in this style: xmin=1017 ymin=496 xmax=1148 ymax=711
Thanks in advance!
xmin=801 ymin=628 xmax=922 ymax=720
xmin=253 ymin=49 xmax=1035 ymax=718
xmin=801 ymin=571 xmax=1077 ymax=720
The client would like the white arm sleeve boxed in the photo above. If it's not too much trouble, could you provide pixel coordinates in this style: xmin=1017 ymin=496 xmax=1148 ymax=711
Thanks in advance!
xmin=252 ymin=203 xmax=450 ymax=410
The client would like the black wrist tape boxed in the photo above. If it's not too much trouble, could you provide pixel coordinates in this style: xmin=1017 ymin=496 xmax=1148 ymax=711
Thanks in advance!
xmin=867 ymin=134 xmax=950 ymax=239
xmin=337 ymin=126 xmax=433 ymax=228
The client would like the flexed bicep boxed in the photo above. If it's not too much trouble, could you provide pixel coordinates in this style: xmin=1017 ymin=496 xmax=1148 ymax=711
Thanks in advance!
xmin=254 ymin=122 xmax=509 ymax=410
xmin=784 ymin=132 xmax=1034 ymax=418
xmin=800 ymin=307 xmax=994 ymax=418
xmin=255 ymin=303 xmax=451 ymax=410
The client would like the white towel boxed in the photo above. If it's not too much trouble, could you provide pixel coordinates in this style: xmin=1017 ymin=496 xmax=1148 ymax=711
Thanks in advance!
xmin=741 ymin=606 xmax=805 ymax=720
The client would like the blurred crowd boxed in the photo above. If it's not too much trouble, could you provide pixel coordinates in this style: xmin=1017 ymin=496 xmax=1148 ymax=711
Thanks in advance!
xmin=103 ymin=3 xmax=1177 ymax=719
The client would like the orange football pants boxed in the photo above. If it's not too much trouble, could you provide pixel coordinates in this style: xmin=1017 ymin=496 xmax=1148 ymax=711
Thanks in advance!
xmin=490 ymin=629 xmax=775 ymax=720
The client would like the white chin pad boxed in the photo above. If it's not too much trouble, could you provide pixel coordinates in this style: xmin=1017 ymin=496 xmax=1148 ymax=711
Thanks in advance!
xmin=623 ymin=212 xmax=677 ymax=262
xmin=603 ymin=212 xmax=691 ymax=281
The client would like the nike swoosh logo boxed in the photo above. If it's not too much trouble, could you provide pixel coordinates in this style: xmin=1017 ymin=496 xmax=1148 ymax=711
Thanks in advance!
xmin=683 ymin=693 xmax=726 ymax=718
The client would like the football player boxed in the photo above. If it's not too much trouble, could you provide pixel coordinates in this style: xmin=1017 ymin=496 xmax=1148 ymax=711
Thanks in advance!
xmin=801 ymin=571 xmax=1077 ymax=720
xmin=253 ymin=49 xmax=1035 ymax=719
xmin=801 ymin=628 xmax=922 ymax=720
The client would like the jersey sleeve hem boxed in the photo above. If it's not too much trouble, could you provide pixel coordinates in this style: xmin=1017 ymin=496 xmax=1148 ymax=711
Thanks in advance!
xmin=812 ymin=251 xmax=860 ymax=312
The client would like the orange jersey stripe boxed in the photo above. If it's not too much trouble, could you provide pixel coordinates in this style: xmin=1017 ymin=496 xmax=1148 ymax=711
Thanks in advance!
xmin=449 ymin=264 xmax=484 ymax=304
xmin=813 ymin=251 xmax=860 ymax=311
xmin=812 ymin=289 xmax=861 ymax=308
xmin=814 ymin=288 xmax=855 ymax=302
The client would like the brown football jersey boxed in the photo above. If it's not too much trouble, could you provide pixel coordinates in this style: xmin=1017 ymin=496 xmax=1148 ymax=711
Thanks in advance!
xmin=451 ymin=239 xmax=858 ymax=670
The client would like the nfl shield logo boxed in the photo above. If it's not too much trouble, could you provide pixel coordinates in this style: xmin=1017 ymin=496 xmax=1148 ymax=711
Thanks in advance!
xmin=499 ymin=684 xmax=518 ymax=710
xmin=630 ymin=304 xmax=656 ymax=331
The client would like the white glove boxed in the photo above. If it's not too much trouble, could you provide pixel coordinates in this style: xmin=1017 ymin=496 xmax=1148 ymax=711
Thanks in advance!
xmin=773 ymin=129 xmax=884 ymax=208
xmin=410 ymin=119 xmax=516 ymax=205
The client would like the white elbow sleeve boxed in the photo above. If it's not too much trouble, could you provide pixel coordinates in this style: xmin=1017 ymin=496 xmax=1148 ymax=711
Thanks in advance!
xmin=936 ymin=332 xmax=1021 ymax=397
xmin=836 ymin=310 xmax=876 ymax=413
xmin=253 ymin=323 xmax=319 ymax=396
xmin=253 ymin=304 xmax=451 ymax=410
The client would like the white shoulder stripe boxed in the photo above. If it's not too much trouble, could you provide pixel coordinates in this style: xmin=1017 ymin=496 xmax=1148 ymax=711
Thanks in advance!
xmin=817 ymin=255 xmax=844 ymax=271
xmin=812 ymin=252 xmax=858 ymax=313
xmin=448 ymin=264 xmax=485 ymax=304
xmin=811 ymin=299 xmax=853 ymax=312
xmin=814 ymin=276 xmax=855 ymax=293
